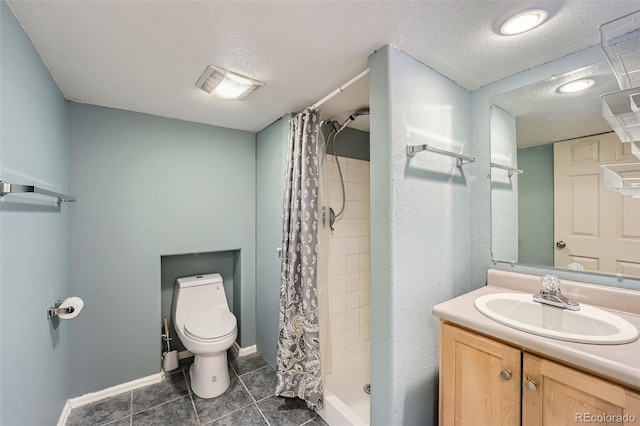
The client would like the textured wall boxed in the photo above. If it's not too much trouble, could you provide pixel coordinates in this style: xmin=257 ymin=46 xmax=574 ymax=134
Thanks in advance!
xmin=369 ymin=46 xmax=472 ymax=426
xmin=255 ymin=115 xmax=289 ymax=367
xmin=0 ymin=2 xmax=69 ymax=424
xmin=470 ymin=45 xmax=640 ymax=290
xmin=518 ymin=145 xmax=554 ymax=267
xmin=490 ymin=105 xmax=518 ymax=262
xmin=67 ymin=103 xmax=256 ymax=396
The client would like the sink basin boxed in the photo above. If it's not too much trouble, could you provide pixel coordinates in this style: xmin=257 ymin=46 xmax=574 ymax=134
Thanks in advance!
xmin=474 ymin=293 xmax=639 ymax=344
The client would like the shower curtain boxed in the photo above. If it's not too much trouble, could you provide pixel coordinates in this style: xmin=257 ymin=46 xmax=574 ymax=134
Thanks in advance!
xmin=275 ymin=109 xmax=323 ymax=410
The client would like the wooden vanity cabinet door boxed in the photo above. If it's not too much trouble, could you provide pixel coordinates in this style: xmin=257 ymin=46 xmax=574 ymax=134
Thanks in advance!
xmin=522 ymin=353 xmax=640 ymax=426
xmin=440 ymin=322 xmax=521 ymax=426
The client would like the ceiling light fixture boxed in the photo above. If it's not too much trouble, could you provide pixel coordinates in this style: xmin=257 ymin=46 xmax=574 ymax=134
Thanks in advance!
xmin=500 ymin=9 xmax=548 ymax=35
xmin=557 ymin=78 xmax=595 ymax=94
xmin=196 ymin=66 xmax=264 ymax=100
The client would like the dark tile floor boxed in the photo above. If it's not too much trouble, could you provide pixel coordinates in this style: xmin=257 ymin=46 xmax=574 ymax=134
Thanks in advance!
xmin=67 ymin=350 xmax=327 ymax=426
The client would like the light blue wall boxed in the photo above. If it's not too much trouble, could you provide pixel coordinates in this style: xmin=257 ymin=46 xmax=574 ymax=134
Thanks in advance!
xmin=67 ymin=103 xmax=257 ymax=396
xmin=369 ymin=46 xmax=472 ymax=425
xmin=0 ymin=2 xmax=69 ymax=424
xmin=470 ymin=45 xmax=640 ymax=290
xmin=518 ymin=144 xmax=554 ymax=267
xmin=255 ymin=115 xmax=290 ymax=367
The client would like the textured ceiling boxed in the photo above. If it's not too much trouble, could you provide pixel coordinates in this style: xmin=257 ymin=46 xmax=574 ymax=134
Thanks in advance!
xmin=492 ymin=61 xmax=621 ymax=148
xmin=7 ymin=1 xmax=640 ymax=132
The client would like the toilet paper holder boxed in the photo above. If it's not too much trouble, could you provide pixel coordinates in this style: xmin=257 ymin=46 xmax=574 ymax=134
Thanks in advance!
xmin=47 ymin=300 xmax=75 ymax=318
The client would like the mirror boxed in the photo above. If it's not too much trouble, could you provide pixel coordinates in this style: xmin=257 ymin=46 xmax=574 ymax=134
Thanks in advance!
xmin=490 ymin=61 xmax=640 ymax=279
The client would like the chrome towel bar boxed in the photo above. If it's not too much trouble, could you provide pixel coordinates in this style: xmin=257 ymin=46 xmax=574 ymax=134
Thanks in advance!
xmin=0 ymin=180 xmax=76 ymax=205
xmin=490 ymin=162 xmax=523 ymax=176
xmin=406 ymin=144 xmax=475 ymax=167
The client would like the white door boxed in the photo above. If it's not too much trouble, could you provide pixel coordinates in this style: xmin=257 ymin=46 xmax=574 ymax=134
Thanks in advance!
xmin=554 ymin=133 xmax=640 ymax=276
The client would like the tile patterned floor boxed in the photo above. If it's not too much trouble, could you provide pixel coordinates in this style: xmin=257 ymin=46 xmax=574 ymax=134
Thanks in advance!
xmin=67 ymin=350 xmax=327 ymax=426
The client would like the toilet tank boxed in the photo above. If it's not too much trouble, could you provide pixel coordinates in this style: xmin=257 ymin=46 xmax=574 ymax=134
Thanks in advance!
xmin=174 ymin=273 xmax=229 ymax=312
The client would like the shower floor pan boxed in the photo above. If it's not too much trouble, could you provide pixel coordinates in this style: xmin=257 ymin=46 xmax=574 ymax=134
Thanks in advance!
xmin=318 ymin=340 xmax=370 ymax=425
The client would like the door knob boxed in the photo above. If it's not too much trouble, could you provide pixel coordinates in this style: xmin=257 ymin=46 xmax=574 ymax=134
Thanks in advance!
xmin=556 ymin=240 xmax=566 ymax=249
xmin=524 ymin=379 xmax=537 ymax=392
xmin=500 ymin=369 xmax=512 ymax=381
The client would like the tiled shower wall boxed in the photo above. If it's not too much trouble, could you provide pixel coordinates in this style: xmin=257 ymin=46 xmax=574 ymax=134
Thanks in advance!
xmin=324 ymin=155 xmax=371 ymax=355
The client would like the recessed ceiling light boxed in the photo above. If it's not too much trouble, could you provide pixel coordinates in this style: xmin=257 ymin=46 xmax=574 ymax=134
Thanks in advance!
xmin=557 ymin=78 xmax=595 ymax=94
xmin=500 ymin=9 xmax=548 ymax=35
xmin=196 ymin=66 xmax=264 ymax=100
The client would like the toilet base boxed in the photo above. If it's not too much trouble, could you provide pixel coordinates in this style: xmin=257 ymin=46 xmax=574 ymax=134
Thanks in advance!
xmin=189 ymin=351 xmax=230 ymax=399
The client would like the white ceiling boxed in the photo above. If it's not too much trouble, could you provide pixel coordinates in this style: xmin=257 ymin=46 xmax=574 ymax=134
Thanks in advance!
xmin=7 ymin=1 xmax=640 ymax=133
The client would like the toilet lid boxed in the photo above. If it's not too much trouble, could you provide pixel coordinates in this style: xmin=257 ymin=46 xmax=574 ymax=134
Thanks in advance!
xmin=184 ymin=308 xmax=236 ymax=341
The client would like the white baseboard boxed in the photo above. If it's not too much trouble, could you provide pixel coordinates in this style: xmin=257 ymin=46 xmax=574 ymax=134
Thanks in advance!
xmin=57 ymin=401 xmax=72 ymax=426
xmin=68 ymin=371 xmax=165 ymax=409
xmin=233 ymin=342 xmax=257 ymax=356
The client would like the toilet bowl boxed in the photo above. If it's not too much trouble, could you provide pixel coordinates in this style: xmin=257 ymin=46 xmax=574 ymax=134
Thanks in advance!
xmin=172 ymin=273 xmax=237 ymax=398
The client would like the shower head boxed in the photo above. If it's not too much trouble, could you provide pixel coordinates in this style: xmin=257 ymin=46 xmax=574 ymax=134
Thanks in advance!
xmin=350 ymin=108 xmax=370 ymax=119
xmin=336 ymin=107 xmax=370 ymax=133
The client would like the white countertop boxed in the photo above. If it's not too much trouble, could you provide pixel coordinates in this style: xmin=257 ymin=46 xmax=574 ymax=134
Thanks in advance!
xmin=432 ymin=284 xmax=640 ymax=390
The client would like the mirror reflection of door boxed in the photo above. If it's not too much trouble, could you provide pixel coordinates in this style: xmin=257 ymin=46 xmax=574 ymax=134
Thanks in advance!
xmin=490 ymin=60 xmax=640 ymax=279
xmin=554 ymin=133 xmax=640 ymax=276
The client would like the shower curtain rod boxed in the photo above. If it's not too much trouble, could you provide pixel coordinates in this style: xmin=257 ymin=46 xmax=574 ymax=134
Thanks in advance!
xmin=307 ymin=68 xmax=369 ymax=111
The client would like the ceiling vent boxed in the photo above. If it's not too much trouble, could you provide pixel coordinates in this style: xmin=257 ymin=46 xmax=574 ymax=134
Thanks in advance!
xmin=195 ymin=66 xmax=264 ymax=100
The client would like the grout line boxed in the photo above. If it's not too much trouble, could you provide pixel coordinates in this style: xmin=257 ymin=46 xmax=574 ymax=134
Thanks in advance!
xmin=235 ymin=366 xmax=271 ymax=426
xmin=132 ymin=395 xmax=191 ymax=416
xmin=235 ymin=368 xmax=258 ymax=404
xmin=253 ymin=393 xmax=277 ymax=404
xmin=182 ymin=369 xmax=202 ymax=426
xmin=229 ymin=361 xmax=240 ymax=377
xmin=182 ymin=368 xmax=193 ymax=396
xmin=254 ymin=400 xmax=271 ymax=426
xmin=299 ymin=418 xmax=316 ymax=426
xmin=189 ymin=392 xmax=201 ymax=426
xmin=238 ymin=364 xmax=273 ymax=378
xmin=97 ymin=415 xmax=134 ymax=426
xmin=199 ymin=401 xmax=256 ymax=426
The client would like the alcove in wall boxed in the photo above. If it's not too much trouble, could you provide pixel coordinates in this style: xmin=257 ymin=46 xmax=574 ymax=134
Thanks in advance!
xmin=160 ymin=250 xmax=242 ymax=355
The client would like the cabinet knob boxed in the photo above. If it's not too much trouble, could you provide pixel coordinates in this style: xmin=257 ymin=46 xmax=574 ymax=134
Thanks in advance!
xmin=524 ymin=379 xmax=537 ymax=392
xmin=500 ymin=369 xmax=512 ymax=381
xmin=556 ymin=240 xmax=566 ymax=249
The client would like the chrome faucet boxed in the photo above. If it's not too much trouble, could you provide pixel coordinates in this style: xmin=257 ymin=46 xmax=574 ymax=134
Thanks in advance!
xmin=532 ymin=274 xmax=580 ymax=311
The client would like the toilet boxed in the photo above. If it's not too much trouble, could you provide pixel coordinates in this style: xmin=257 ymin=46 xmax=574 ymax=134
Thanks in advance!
xmin=172 ymin=273 xmax=237 ymax=399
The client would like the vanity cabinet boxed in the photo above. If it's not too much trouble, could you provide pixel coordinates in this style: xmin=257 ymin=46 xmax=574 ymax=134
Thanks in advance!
xmin=522 ymin=353 xmax=640 ymax=425
xmin=440 ymin=322 xmax=521 ymax=425
xmin=440 ymin=322 xmax=640 ymax=426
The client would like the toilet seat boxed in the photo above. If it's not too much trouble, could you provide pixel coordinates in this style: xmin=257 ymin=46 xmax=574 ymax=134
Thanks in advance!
xmin=184 ymin=308 xmax=236 ymax=342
